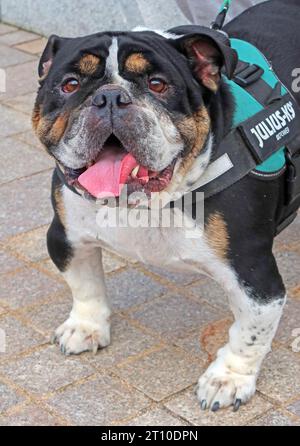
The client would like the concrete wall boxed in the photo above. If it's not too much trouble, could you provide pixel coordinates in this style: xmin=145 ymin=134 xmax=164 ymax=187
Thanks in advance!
xmin=0 ymin=0 xmax=189 ymax=37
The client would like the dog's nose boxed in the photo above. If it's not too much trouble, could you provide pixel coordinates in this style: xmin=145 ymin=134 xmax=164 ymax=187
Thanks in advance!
xmin=92 ymin=88 xmax=132 ymax=109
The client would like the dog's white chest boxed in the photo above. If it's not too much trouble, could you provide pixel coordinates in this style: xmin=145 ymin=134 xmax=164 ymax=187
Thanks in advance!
xmin=63 ymin=187 xmax=207 ymax=272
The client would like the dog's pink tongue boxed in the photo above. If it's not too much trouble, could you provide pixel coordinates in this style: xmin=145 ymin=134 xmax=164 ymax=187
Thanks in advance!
xmin=78 ymin=152 xmax=142 ymax=198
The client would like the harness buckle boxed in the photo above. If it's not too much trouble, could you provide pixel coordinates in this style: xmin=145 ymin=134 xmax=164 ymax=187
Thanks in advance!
xmin=233 ymin=63 xmax=264 ymax=87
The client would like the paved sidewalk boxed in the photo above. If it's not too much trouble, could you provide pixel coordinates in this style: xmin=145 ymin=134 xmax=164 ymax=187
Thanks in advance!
xmin=0 ymin=23 xmax=300 ymax=426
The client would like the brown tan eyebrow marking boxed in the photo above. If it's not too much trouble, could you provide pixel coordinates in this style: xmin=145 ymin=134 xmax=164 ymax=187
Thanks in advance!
xmin=78 ymin=54 xmax=100 ymax=75
xmin=124 ymin=53 xmax=150 ymax=73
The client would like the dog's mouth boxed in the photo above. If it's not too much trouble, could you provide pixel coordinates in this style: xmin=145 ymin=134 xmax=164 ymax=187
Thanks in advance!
xmin=63 ymin=135 xmax=177 ymax=199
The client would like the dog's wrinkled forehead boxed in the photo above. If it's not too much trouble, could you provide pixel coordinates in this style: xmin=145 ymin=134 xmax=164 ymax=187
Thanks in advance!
xmin=40 ymin=31 xmax=195 ymax=87
xmin=40 ymin=28 xmax=237 ymax=84
xmin=103 ymin=33 xmax=184 ymax=85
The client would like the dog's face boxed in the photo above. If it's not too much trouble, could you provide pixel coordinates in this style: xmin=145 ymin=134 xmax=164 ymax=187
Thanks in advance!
xmin=33 ymin=26 xmax=237 ymax=201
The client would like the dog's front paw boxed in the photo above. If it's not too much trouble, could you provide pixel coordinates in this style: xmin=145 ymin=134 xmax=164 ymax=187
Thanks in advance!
xmin=53 ymin=317 xmax=111 ymax=355
xmin=196 ymin=358 xmax=257 ymax=412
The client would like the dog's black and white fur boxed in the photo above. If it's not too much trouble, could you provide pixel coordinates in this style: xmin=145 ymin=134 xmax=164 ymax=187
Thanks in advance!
xmin=32 ymin=0 xmax=300 ymax=411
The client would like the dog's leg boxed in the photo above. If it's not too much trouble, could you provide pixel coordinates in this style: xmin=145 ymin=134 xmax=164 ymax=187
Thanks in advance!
xmin=196 ymin=253 xmax=286 ymax=411
xmin=55 ymin=246 xmax=111 ymax=355
xmin=47 ymin=184 xmax=111 ymax=355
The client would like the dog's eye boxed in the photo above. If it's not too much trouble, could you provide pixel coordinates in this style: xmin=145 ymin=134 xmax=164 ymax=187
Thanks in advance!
xmin=148 ymin=77 xmax=167 ymax=94
xmin=62 ymin=78 xmax=80 ymax=94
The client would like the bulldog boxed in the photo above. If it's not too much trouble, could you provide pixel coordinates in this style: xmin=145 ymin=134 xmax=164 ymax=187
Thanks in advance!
xmin=32 ymin=0 xmax=300 ymax=411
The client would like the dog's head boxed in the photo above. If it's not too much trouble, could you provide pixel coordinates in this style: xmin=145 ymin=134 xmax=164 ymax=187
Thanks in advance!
xmin=33 ymin=26 xmax=237 ymax=202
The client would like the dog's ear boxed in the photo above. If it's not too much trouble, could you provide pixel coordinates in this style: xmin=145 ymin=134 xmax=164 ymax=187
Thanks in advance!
xmin=38 ymin=35 xmax=68 ymax=78
xmin=168 ymin=25 xmax=238 ymax=92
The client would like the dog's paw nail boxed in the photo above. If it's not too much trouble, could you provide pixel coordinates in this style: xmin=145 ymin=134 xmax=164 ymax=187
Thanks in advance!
xmin=51 ymin=334 xmax=57 ymax=344
xmin=60 ymin=344 xmax=66 ymax=355
xmin=211 ymin=401 xmax=220 ymax=412
xmin=92 ymin=343 xmax=98 ymax=355
xmin=233 ymin=398 xmax=242 ymax=412
xmin=200 ymin=399 xmax=207 ymax=410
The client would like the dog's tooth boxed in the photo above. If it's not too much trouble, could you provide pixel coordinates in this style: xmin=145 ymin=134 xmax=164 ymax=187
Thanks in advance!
xmin=131 ymin=165 xmax=140 ymax=178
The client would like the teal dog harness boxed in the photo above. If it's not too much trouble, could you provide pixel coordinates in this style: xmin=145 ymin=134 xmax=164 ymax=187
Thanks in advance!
xmin=227 ymin=38 xmax=288 ymax=174
xmin=197 ymin=37 xmax=300 ymax=232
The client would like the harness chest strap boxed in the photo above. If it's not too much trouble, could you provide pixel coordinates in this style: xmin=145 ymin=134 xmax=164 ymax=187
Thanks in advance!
xmin=193 ymin=93 xmax=300 ymax=200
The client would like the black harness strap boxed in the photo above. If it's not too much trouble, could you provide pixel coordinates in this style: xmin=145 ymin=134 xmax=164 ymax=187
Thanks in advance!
xmin=194 ymin=128 xmax=256 ymax=198
xmin=55 ymin=164 xmax=81 ymax=196
xmin=196 ymin=93 xmax=300 ymax=200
